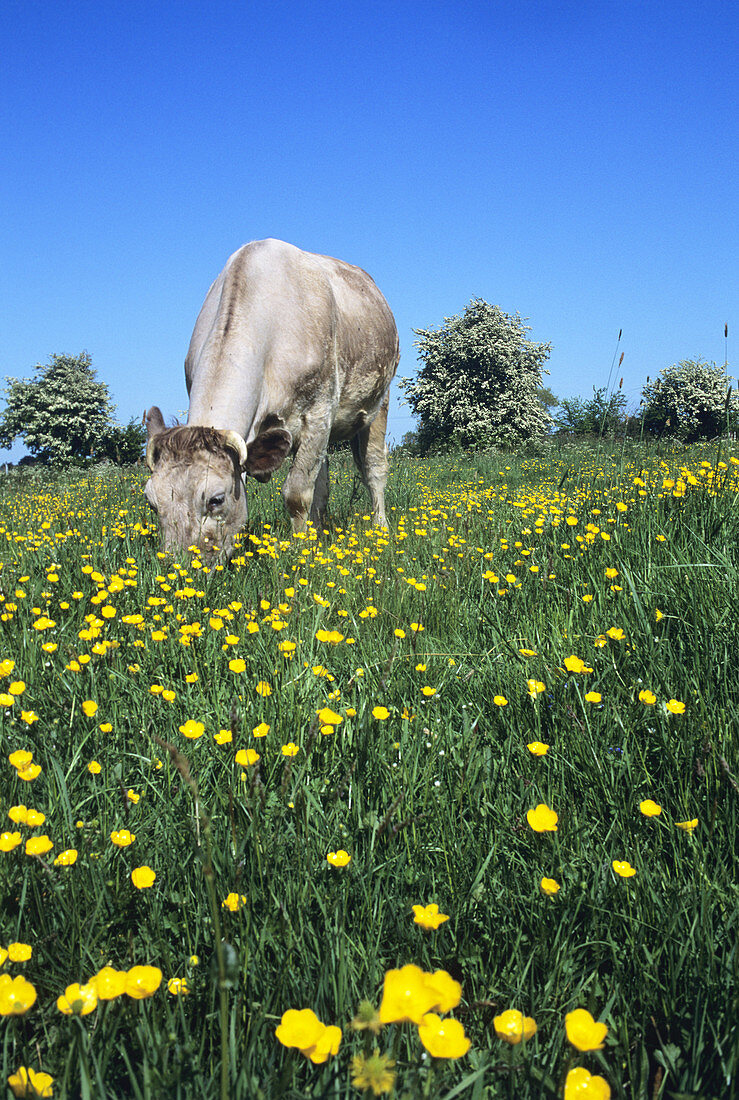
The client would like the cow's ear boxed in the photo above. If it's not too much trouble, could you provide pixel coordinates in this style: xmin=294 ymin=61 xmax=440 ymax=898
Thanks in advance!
xmin=145 ymin=407 xmax=166 ymax=439
xmin=245 ymin=429 xmax=292 ymax=481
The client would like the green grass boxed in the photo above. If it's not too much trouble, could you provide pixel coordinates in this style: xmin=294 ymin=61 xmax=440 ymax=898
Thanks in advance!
xmin=0 ymin=441 xmax=737 ymax=1098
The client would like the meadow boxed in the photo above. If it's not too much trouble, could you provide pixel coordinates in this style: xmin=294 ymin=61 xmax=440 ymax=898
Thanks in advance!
xmin=0 ymin=439 xmax=736 ymax=1099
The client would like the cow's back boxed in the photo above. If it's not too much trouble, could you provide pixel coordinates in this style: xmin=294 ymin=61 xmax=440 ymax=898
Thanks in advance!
xmin=185 ymin=239 xmax=398 ymax=445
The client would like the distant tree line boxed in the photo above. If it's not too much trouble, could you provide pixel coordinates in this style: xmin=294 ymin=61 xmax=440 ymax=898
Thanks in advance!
xmin=0 ymin=353 xmax=145 ymax=467
xmin=398 ymin=300 xmax=734 ymax=453
xmin=1 ymin=324 xmax=734 ymax=468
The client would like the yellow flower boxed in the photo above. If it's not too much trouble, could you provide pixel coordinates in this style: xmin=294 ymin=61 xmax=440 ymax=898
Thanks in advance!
xmin=81 ymin=700 xmax=98 ymax=717
xmin=57 ymin=982 xmax=98 ymax=1016
xmin=8 ymin=682 xmax=25 ymax=696
xmin=612 ymin=860 xmax=636 ymax=878
xmin=563 ymin=655 xmax=592 ymax=674
xmin=527 ymin=741 xmax=549 ymax=756
xmin=131 ymin=866 xmax=156 ymax=889
xmin=584 ymin=691 xmax=602 ymax=703
xmin=526 ymin=679 xmax=546 ymax=697
xmin=411 ymin=903 xmax=449 ymax=930
xmin=20 ymin=712 xmax=39 ymax=725
xmin=0 ymin=975 xmax=37 ymax=1015
xmin=638 ymin=689 xmax=657 ymax=705
xmin=7 ymin=944 xmax=32 ymax=963
xmin=0 ymin=832 xmax=22 ymax=852
xmin=228 ymin=658 xmax=246 ymax=673
xmin=378 ymin=964 xmax=438 ymax=1024
xmin=255 ymin=681 xmax=272 ymax=696
xmin=421 ymin=685 xmax=437 ymax=697
xmin=665 ymin=698 xmax=685 ymax=714
xmin=327 ymin=850 xmax=351 ymax=868
xmin=493 ymin=1008 xmax=537 ymax=1044
xmin=606 ymin=627 xmax=625 ymax=640
xmin=281 ymin=742 xmax=300 ymax=757
xmin=179 ymin=719 xmax=205 ymax=740
xmin=564 ymin=1066 xmax=611 ymax=1099
xmin=350 ymin=1048 xmax=395 ymax=1095
xmin=222 ymin=892 xmax=247 ymax=912
xmin=275 ymin=1007 xmax=324 ymax=1050
xmin=639 ymin=799 xmax=662 ymax=817
xmin=493 ymin=695 xmax=508 ymax=706
xmin=53 ymin=849 xmax=78 ymax=866
xmin=9 ymin=750 xmax=33 ymax=770
xmin=312 ymin=629 xmax=345 ymax=642
xmin=7 ymin=1066 xmax=54 ymax=1098
xmin=213 ymin=729 xmax=232 ymax=745
xmin=125 ymin=965 xmax=162 ymax=999
xmin=87 ymin=761 xmax=102 ymax=775
xmin=304 ymin=1024 xmax=342 ymax=1064
xmin=676 ymin=818 xmax=698 ymax=833
xmin=25 ymin=836 xmax=53 ymax=857
xmin=9 ymin=805 xmax=28 ymax=824
xmin=235 ymin=748 xmax=260 ymax=767
xmin=418 ymin=1013 xmax=470 ymax=1059
xmin=372 ymin=706 xmax=390 ymax=720
xmin=317 ymin=707 xmax=343 ymax=727
xmin=540 ymin=877 xmax=560 ymax=896
xmin=526 ymin=804 xmax=558 ymax=832
xmin=167 ymin=978 xmax=189 ymax=996
xmin=92 ymin=967 xmax=127 ymax=1000
xmin=111 ymin=829 xmax=135 ymax=847
xmin=425 ymin=969 xmax=462 ymax=1012
xmin=16 ymin=764 xmax=41 ymax=782
xmin=565 ymin=1007 xmax=608 ymax=1051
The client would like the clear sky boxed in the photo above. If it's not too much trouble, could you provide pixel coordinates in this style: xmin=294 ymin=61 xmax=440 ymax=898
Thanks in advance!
xmin=2 ymin=0 xmax=736 ymax=458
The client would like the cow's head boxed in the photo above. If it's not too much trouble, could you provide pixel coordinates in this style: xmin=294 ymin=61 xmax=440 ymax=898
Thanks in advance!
xmin=144 ymin=407 xmax=292 ymax=560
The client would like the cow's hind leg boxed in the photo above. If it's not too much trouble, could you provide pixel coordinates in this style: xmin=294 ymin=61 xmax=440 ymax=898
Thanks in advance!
xmin=350 ymin=394 xmax=390 ymax=527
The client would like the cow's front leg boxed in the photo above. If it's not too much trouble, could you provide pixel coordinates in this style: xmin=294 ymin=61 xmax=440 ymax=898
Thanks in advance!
xmin=282 ymin=432 xmax=329 ymax=534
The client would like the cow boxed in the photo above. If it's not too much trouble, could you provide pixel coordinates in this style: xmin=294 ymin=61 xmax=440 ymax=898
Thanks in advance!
xmin=144 ymin=239 xmax=399 ymax=559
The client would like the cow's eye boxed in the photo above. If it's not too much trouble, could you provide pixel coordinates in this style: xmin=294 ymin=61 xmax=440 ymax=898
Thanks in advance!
xmin=207 ymin=492 xmax=226 ymax=512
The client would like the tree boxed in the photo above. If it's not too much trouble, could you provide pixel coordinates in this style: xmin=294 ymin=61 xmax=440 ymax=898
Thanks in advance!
xmin=537 ymin=385 xmax=559 ymax=414
xmin=101 ymin=418 xmax=147 ymax=465
xmin=554 ymin=387 xmax=628 ymax=435
xmin=641 ymin=358 xmax=737 ymax=442
xmin=0 ymin=352 xmax=141 ymax=465
xmin=398 ymin=299 xmax=553 ymax=452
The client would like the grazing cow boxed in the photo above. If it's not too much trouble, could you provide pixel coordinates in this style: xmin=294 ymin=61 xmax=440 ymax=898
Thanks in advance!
xmin=144 ymin=239 xmax=399 ymax=559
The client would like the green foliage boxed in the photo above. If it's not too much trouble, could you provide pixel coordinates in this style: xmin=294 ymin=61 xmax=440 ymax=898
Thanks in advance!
xmin=101 ymin=418 xmax=147 ymax=465
xmin=0 ymin=352 xmax=140 ymax=466
xmin=399 ymin=299 xmax=553 ymax=452
xmin=536 ymin=384 xmax=559 ymax=412
xmin=641 ymin=358 xmax=737 ymax=441
xmin=555 ymin=386 xmax=628 ymax=435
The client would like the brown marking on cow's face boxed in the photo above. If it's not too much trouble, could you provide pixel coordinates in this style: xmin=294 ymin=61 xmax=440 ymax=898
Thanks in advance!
xmin=144 ymin=423 xmax=248 ymax=561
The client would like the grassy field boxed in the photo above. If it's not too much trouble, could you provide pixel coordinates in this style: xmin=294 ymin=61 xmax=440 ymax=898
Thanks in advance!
xmin=0 ymin=440 xmax=737 ymax=1099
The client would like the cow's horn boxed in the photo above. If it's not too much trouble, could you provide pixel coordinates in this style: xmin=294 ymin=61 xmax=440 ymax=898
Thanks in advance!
xmin=145 ymin=437 xmax=158 ymax=470
xmin=221 ymin=430 xmax=248 ymax=469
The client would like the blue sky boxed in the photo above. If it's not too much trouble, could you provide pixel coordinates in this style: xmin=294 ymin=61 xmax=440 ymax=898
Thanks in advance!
xmin=1 ymin=0 xmax=736 ymax=458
